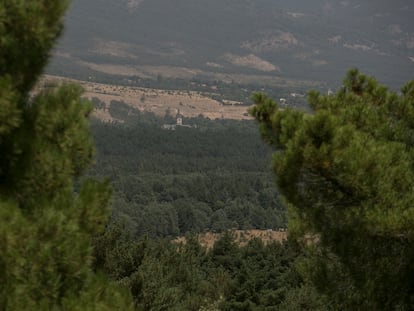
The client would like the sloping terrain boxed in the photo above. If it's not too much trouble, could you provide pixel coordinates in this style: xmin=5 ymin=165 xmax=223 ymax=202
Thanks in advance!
xmin=50 ymin=0 xmax=414 ymax=89
xmin=39 ymin=75 xmax=251 ymax=121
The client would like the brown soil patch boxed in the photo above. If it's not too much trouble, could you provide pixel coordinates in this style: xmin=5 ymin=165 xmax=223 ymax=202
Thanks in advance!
xmin=173 ymin=229 xmax=288 ymax=249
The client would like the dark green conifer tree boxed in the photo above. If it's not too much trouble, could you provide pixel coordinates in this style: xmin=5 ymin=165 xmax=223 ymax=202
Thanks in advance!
xmin=0 ymin=1 xmax=133 ymax=309
xmin=250 ymin=69 xmax=414 ymax=310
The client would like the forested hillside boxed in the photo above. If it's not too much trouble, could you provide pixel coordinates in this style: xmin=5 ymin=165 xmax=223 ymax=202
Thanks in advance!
xmin=88 ymin=106 xmax=286 ymax=237
xmin=83 ymin=105 xmax=327 ymax=310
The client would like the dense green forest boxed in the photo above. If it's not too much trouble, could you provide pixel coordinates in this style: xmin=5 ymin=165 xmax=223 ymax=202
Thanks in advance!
xmin=94 ymin=69 xmax=414 ymax=310
xmin=88 ymin=102 xmax=287 ymax=238
xmin=81 ymin=99 xmax=339 ymax=310
xmin=93 ymin=225 xmax=331 ymax=310
xmin=85 ymin=104 xmax=334 ymax=309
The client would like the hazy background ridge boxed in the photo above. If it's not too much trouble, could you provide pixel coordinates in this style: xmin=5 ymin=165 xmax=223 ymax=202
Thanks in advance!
xmin=50 ymin=0 xmax=414 ymax=89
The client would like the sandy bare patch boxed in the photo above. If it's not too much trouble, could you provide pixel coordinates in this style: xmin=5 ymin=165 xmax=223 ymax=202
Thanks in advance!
xmin=223 ymin=53 xmax=279 ymax=72
xmin=126 ymin=0 xmax=144 ymax=9
xmin=407 ymin=36 xmax=414 ymax=49
xmin=206 ymin=62 xmax=223 ymax=69
xmin=173 ymin=229 xmax=288 ymax=249
xmin=343 ymin=43 xmax=373 ymax=52
xmin=242 ymin=31 xmax=299 ymax=53
xmin=312 ymin=59 xmax=328 ymax=66
xmin=287 ymin=12 xmax=305 ymax=18
xmin=328 ymin=35 xmax=342 ymax=44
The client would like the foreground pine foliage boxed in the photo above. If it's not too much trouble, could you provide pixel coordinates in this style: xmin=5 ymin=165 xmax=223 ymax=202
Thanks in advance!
xmin=250 ymin=69 xmax=414 ymax=310
xmin=0 ymin=1 xmax=133 ymax=309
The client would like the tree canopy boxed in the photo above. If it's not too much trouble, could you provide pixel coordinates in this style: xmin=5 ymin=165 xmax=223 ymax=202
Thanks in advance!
xmin=88 ymin=113 xmax=286 ymax=238
xmin=0 ymin=1 xmax=132 ymax=309
xmin=250 ymin=69 xmax=414 ymax=310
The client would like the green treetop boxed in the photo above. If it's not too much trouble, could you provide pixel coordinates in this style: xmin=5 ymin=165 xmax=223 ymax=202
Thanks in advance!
xmin=250 ymin=69 xmax=414 ymax=310
xmin=0 ymin=1 xmax=132 ymax=309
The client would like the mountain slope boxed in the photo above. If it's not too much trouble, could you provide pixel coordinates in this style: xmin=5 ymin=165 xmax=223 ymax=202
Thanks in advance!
xmin=52 ymin=0 xmax=414 ymax=88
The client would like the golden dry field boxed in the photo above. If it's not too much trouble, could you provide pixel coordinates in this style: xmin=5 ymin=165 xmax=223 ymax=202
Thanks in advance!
xmin=38 ymin=75 xmax=253 ymax=121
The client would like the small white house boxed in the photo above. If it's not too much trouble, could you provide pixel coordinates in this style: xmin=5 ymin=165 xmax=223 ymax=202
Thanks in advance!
xmin=176 ymin=110 xmax=183 ymax=125
xmin=162 ymin=110 xmax=195 ymax=130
